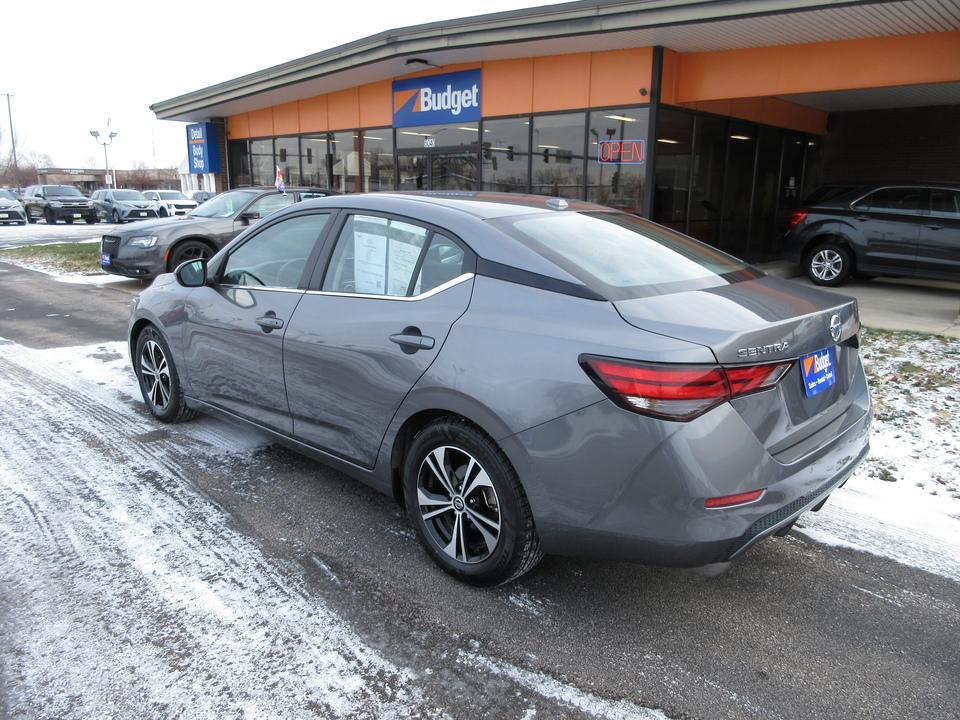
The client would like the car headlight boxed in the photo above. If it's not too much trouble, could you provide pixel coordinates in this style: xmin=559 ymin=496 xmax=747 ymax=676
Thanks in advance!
xmin=129 ymin=235 xmax=158 ymax=248
xmin=49 ymin=201 xmax=62 ymax=207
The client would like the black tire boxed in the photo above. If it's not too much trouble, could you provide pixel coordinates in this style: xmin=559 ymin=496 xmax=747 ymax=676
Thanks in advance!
xmin=806 ymin=241 xmax=852 ymax=287
xmin=159 ymin=207 xmax=168 ymax=217
xmin=27 ymin=212 xmax=36 ymax=224
xmin=112 ymin=209 xmax=122 ymax=224
xmin=17 ymin=219 xmax=26 ymax=226
xmin=168 ymin=240 xmax=213 ymax=271
xmin=45 ymin=209 xmax=56 ymax=225
xmin=134 ymin=325 xmax=198 ymax=423
xmin=64 ymin=218 xmax=74 ymax=224
xmin=403 ymin=417 xmax=542 ymax=586
xmin=85 ymin=217 xmax=97 ymax=224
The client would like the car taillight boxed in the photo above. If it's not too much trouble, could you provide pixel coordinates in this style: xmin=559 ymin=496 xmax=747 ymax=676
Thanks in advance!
xmin=789 ymin=210 xmax=808 ymax=227
xmin=705 ymin=489 xmax=765 ymax=509
xmin=580 ymin=356 xmax=792 ymax=421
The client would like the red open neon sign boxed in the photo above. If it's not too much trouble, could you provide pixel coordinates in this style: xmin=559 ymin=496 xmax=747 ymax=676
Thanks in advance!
xmin=597 ymin=139 xmax=646 ymax=165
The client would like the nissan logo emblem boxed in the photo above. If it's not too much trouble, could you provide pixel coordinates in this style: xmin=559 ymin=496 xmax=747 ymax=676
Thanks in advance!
xmin=829 ymin=314 xmax=842 ymax=342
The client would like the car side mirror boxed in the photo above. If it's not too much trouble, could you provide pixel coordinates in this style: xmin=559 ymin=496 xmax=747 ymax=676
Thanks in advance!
xmin=175 ymin=258 xmax=207 ymax=287
xmin=240 ymin=210 xmax=260 ymax=224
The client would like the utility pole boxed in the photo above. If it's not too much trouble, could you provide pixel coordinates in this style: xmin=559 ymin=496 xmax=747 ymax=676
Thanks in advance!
xmin=2 ymin=92 xmax=18 ymax=182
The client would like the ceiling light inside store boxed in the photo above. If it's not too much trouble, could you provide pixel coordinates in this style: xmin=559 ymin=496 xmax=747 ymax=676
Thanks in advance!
xmin=730 ymin=135 xmax=752 ymax=141
xmin=604 ymin=115 xmax=637 ymax=122
xmin=657 ymin=138 xmax=680 ymax=144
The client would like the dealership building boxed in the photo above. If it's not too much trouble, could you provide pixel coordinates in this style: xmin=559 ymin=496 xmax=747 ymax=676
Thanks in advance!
xmin=152 ymin=0 xmax=960 ymax=262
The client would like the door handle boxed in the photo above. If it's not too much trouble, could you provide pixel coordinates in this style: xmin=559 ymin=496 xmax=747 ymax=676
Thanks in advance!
xmin=255 ymin=312 xmax=284 ymax=332
xmin=855 ymin=215 xmax=870 ymax=221
xmin=389 ymin=327 xmax=435 ymax=353
xmin=924 ymin=223 xmax=944 ymax=231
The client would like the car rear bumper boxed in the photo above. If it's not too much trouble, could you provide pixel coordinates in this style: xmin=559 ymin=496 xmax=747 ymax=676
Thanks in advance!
xmin=508 ymin=371 xmax=872 ymax=567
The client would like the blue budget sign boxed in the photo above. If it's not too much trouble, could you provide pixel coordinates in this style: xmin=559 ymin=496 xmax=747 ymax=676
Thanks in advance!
xmin=392 ymin=69 xmax=481 ymax=128
xmin=186 ymin=122 xmax=221 ymax=174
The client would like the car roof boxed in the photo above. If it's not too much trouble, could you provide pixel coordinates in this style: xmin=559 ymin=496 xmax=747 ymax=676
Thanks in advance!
xmin=298 ymin=191 xmax=613 ymax=220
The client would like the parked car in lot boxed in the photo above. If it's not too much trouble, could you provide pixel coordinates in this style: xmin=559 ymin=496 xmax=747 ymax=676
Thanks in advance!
xmin=187 ymin=190 xmax=215 ymax=204
xmin=91 ymin=189 xmax=163 ymax=223
xmin=0 ymin=188 xmax=26 ymax=225
xmin=785 ymin=183 xmax=960 ymax=286
xmin=21 ymin=185 xmax=98 ymax=225
xmin=128 ymin=192 xmax=871 ymax=585
xmin=142 ymin=189 xmax=198 ymax=217
xmin=101 ymin=187 xmax=335 ymax=278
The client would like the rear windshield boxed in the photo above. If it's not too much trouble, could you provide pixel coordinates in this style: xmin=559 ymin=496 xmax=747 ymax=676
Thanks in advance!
xmin=490 ymin=211 xmax=761 ymax=300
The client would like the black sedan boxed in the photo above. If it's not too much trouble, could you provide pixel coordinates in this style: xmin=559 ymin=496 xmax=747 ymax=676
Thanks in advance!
xmin=785 ymin=184 xmax=960 ymax=286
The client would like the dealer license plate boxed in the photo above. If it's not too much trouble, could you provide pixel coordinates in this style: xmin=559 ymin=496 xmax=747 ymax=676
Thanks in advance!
xmin=72 ymin=213 xmax=81 ymax=218
xmin=140 ymin=212 xmax=147 ymax=216
xmin=100 ymin=253 xmax=111 ymax=266
xmin=0 ymin=213 xmax=8 ymax=219
xmin=800 ymin=347 xmax=837 ymax=398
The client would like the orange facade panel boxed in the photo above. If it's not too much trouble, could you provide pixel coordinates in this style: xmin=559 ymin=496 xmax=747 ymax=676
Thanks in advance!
xmin=358 ymin=81 xmax=392 ymax=128
xmin=676 ymin=30 xmax=960 ymax=103
xmin=681 ymin=96 xmax=827 ymax=135
xmin=227 ymin=113 xmax=250 ymax=140
xmin=588 ymin=48 xmax=653 ymax=108
xmin=247 ymin=108 xmax=273 ymax=138
xmin=482 ymin=58 xmax=534 ymax=116
xmin=272 ymin=102 xmax=300 ymax=136
xmin=327 ymin=88 xmax=360 ymax=131
xmin=298 ymin=95 xmax=329 ymax=133
xmin=532 ymin=53 xmax=591 ymax=113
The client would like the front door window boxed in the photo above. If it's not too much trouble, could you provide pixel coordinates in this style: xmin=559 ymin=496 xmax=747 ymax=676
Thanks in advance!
xmin=396 ymin=124 xmax=479 ymax=192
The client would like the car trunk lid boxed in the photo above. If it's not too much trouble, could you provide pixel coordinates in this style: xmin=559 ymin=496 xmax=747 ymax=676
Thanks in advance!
xmin=613 ymin=275 xmax=865 ymax=457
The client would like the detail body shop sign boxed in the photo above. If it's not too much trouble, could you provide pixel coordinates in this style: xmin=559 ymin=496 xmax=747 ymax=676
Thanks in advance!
xmin=186 ymin=122 xmax=221 ymax=174
xmin=596 ymin=139 xmax=645 ymax=165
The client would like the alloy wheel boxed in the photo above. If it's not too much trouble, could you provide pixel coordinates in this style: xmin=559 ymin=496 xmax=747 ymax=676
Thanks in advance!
xmin=810 ymin=248 xmax=844 ymax=282
xmin=417 ymin=446 xmax=501 ymax=564
xmin=140 ymin=340 xmax=171 ymax=410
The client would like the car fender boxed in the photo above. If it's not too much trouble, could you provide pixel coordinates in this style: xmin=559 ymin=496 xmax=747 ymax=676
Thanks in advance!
xmin=127 ymin=277 xmax=192 ymax=390
xmin=800 ymin=217 xmax=861 ymax=257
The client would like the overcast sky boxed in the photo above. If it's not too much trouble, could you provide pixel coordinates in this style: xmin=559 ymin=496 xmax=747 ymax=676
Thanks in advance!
xmin=0 ymin=0 xmax=554 ymax=171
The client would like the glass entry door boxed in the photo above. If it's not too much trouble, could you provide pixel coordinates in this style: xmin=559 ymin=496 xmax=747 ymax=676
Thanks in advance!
xmin=398 ymin=147 xmax=479 ymax=191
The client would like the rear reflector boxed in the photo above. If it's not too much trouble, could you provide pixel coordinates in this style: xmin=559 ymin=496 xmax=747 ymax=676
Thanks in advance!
xmin=705 ymin=489 xmax=764 ymax=509
xmin=789 ymin=210 xmax=808 ymax=227
xmin=580 ymin=356 xmax=792 ymax=421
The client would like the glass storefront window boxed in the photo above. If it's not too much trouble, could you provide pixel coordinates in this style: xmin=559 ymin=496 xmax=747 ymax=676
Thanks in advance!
xmin=688 ymin=115 xmax=726 ymax=246
xmin=481 ymin=117 xmax=530 ymax=193
xmin=651 ymin=109 xmax=693 ymax=231
xmin=330 ymin=131 xmax=361 ymax=193
xmin=361 ymin=128 xmax=394 ymax=191
xmin=719 ymin=121 xmax=758 ymax=258
xmin=586 ymin=107 xmax=649 ymax=213
xmin=750 ymin=126 xmax=784 ymax=261
xmin=300 ymin=135 xmax=330 ymax=189
xmin=249 ymin=139 xmax=274 ymax=186
xmin=228 ymin=140 xmax=251 ymax=187
xmin=396 ymin=124 xmax=480 ymax=191
xmin=531 ymin=113 xmax=586 ymax=199
xmin=275 ymin=136 xmax=301 ymax=185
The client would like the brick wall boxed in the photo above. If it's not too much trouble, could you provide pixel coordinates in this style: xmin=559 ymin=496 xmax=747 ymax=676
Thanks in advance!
xmin=820 ymin=104 xmax=960 ymax=185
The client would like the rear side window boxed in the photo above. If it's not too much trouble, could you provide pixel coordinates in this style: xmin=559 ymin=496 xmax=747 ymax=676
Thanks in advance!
xmin=322 ymin=216 xmax=468 ymax=298
xmin=490 ymin=211 xmax=760 ymax=300
xmin=930 ymin=189 xmax=960 ymax=219
xmin=853 ymin=188 xmax=922 ymax=213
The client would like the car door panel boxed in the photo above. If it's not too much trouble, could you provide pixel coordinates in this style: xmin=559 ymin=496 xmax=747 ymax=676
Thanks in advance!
xmin=283 ymin=282 xmax=473 ymax=466
xmin=917 ymin=188 xmax=960 ymax=280
xmin=852 ymin=187 xmax=923 ymax=274
xmin=180 ymin=212 xmax=334 ymax=433
xmin=282 ymin=215 xmax=475 ymax=467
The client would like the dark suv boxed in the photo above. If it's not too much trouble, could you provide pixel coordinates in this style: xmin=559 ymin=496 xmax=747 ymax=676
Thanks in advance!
xmin=100 ymin=186 xmax=336 ymax=279
xmin=784 ymin=184 xmax=960 ymax=286
xmin=22 ymin=185 xmax=99 ymax=225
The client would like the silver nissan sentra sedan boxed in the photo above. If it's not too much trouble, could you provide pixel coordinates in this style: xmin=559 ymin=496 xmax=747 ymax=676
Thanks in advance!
xmin=128 ymin=192 xmax=871 ymax=585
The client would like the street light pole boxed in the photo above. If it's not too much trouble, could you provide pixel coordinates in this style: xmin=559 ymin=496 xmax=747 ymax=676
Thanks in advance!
xmin=2 ymin=92 xmax=18 ymax=182
xmin=90 ymin=127 xmax=118 ymax=188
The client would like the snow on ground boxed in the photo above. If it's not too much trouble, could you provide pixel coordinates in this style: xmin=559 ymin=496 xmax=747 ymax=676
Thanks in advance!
xmin=0 ymin=221 xmax=117 ymax=247
xmin=797 ymin=329 xmax=960 ymax=581
xmin=0 ymin=339 xmax=672 ymax=719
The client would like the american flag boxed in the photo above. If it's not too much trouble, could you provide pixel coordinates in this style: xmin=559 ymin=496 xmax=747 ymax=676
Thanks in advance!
xmin=275 ymin=166 xmax=285 ymax=194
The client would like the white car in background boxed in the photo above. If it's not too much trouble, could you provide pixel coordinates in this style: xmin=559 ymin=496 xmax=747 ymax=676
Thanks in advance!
xmin=142 ymin=190 xmax=198 ymax=217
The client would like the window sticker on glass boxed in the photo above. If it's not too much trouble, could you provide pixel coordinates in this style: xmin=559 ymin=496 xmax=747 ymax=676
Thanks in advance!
xmin=353 ymin=216 xmax=389 ymax=294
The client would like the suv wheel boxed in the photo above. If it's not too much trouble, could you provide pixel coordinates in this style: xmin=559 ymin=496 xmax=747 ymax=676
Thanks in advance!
xmin=112 ymin=209 xmax=122 ymax=224
xmin=403 ymin=418 xmax=543 ymax=586
xmin=44 ymin=209 xmax=56 ymax=225
xmin=134 ymin=326 xmax=198 ymax=423
xmin=806 ymin=242 xmax=852 ymax=286
xmin=168 ymin=241 xmax=212 ymax=271
xmin=27 ymin=211 xmax=36 ymax=224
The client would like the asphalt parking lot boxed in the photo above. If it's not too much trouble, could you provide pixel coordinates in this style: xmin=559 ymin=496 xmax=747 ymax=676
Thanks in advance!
xmin=1 ymin=239 xmax=958 ymax=719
